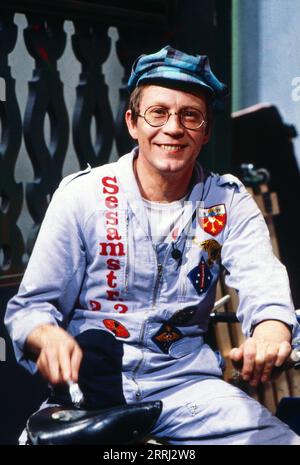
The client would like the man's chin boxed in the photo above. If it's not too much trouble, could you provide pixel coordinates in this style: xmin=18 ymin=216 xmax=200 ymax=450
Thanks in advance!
xmin=155 ymin=159 xmax=190 ymax=174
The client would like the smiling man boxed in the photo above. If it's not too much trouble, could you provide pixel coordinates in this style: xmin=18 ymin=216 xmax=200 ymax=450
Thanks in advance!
xmin=5 ymin=46 xmax=300 ymax=445
xmin=126 ymin=85 xmax=210 ymax=201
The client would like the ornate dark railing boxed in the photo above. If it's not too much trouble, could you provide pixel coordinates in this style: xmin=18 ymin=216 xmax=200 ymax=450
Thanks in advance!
xmin=0 ymin=0 xmax=231 ymax=288
xmin=0 ymin=2 xmax=179 ymax=285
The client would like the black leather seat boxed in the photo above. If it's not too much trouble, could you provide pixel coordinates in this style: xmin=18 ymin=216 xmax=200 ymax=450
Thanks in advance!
xmin=26 ymin=401 xmax=162 ymax=445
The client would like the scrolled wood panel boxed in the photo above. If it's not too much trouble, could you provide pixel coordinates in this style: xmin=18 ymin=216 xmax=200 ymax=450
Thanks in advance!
xmin=23 ymin=15 xmax=69 ymax=253
xmin=71 ymin=23 xmax=114 ymax=169
xmin=0 ymin=13 xmax=24 ymax=283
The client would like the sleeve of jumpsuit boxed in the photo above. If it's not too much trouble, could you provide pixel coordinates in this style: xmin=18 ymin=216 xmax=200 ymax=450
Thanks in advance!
xmin=4 ymin=178 xmax=87 ymax=374
xmin=220 ymin=182 xmax=300 ymax=340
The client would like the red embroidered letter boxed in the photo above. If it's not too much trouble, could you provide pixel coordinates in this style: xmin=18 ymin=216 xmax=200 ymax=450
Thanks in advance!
xmin=102 ymin=176 xmax=119 ymax=194
xmin=89 ymin=300 xmax=101 ymax=311
xmin=106 ymin=290 xmax=120 ymax=300
xmin=107 ymin=258 xmax=120 ymax=270
xmin=114 ymin=303 xmax=128 ymax=314
xmin=107 ymin=271 xmax=118 ymax=288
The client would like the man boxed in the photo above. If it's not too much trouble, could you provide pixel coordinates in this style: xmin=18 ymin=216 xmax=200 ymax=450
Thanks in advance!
xmin=5 ymin=46 xmax=300 ymax=444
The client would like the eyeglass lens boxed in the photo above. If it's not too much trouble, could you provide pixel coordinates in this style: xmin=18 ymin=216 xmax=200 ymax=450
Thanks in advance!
xmin=143 ymin=106 xmax=205 ymax=129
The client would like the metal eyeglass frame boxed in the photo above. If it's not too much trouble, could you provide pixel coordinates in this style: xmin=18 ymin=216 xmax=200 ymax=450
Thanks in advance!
xmin=137 ymin=105 xmax=207 ymax=131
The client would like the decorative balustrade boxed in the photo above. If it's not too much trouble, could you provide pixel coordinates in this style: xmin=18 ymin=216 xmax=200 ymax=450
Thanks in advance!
xmin=0 ymin=2 xmax=174 ymax=284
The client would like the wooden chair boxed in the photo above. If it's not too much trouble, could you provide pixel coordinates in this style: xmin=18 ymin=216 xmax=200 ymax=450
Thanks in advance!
xmin=212 ymin=164 xmax=300 ymax=413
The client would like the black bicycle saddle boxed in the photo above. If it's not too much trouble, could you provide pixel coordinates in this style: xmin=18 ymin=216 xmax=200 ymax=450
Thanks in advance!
xmin=26 ymin=401 xmax=162 ymax=445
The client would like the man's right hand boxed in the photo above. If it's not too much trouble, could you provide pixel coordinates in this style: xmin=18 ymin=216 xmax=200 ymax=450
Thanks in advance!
xmin=25 ymin=324 xmax=83 ymax=385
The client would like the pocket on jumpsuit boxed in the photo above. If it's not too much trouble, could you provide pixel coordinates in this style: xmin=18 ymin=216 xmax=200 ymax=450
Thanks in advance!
xmin=169 ymin=337 xmax=225 ymax=375
xmin=168 ymin=336 xmax=204 ymax=358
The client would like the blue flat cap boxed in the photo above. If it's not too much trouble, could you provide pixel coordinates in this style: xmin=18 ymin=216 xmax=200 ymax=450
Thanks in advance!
xmin=127 ymin=45 xmax=228 ymax=103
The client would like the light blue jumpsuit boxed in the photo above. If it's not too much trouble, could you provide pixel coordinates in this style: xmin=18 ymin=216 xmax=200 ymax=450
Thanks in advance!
xmin=5 ymin=148 xmax=300 ymax=444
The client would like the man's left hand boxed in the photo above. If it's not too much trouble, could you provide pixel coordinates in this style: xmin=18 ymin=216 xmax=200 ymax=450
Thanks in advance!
xmin=229 ymin=320 xmax=292 ymax=387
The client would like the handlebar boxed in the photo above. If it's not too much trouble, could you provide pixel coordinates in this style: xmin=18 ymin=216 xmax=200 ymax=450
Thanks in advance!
xmin=209 ymin=310 xmax=300 ymax=369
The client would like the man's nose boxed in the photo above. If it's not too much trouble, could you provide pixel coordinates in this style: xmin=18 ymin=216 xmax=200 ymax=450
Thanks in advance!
xmin=162 ymin=113 xmax=184 ymax=135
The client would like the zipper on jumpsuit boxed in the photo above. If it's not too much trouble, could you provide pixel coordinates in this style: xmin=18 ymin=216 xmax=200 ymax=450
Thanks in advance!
xmin=130 ymin=202 xmax=196 ymax=399
xmin=124 ymin=213 xmax=129 ymax=292
xmin=178 ymin=207 xmax=198 ymax=299
xmin=130 ymin=171 xmax=206 ymax=399
xmin=179 ymin=237 xmax=192 ymax=298
xmin=131 ymin=246 xmax=164 ymax=400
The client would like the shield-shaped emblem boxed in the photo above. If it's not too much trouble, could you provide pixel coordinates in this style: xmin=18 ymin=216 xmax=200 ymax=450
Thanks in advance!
xmin=198 ymin=204 xmax=227 ymax=236
xmin=187 ymin=257 xmax=212 ymax=295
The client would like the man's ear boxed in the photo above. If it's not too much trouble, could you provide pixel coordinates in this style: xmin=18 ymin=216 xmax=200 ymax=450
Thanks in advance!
xmin=125 ymin=110 xmax=138 ymax=140
xmin=202 ymin=124 xmax=211 ymax=145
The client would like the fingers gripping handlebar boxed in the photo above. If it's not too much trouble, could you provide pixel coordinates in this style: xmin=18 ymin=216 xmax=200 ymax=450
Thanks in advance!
xmin=209 ymin=310 xmax=300 ymax=369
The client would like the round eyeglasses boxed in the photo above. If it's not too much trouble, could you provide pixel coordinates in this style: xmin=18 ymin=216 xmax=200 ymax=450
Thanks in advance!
xmin=137 ymin=105 xmax=207 ymax=130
